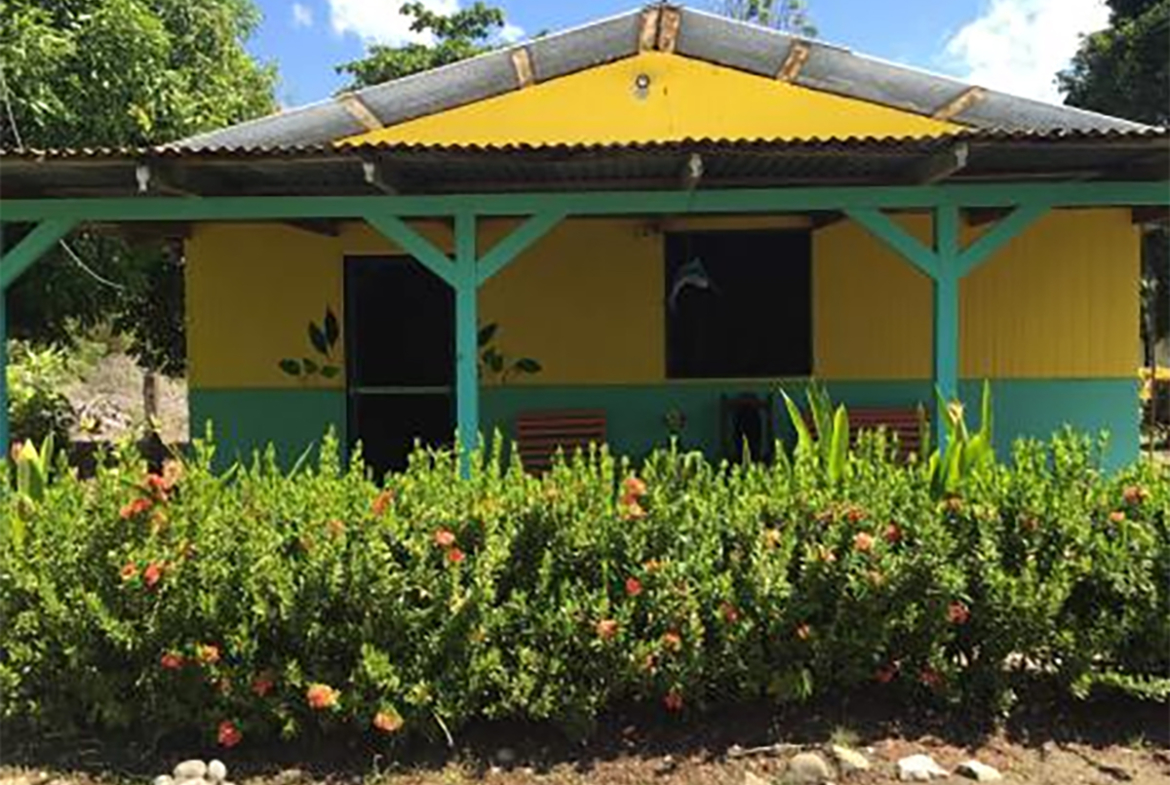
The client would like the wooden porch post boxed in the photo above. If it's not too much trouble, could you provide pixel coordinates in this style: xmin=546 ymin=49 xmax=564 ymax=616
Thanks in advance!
xmin=453 ymin=211 xmax=479 ymax=473
xmin=933 ymin=205 xmax=961 ymax=445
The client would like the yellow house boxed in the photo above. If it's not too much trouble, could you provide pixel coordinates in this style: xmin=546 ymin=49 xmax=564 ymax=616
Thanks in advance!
xmin=2 ymin=4 xmax=1167 ymax=473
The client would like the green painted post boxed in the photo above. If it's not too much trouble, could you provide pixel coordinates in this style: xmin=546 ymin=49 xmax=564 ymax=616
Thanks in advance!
xmin=0 ymin=290 xmax=7 ymax=459
xmin=453 ymin=211 xmax=479 ymax=475
xmin=933 ymin=205 xmax=961 ymax=448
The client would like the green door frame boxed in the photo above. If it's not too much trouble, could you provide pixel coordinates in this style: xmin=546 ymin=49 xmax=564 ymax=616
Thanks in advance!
xmin=1 ymin=181 xmax=1166 ymax=464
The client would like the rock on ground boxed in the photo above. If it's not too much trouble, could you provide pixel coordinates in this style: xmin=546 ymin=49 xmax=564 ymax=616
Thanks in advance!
xmin=829 ymin=744 xmax=870 ymax=775
xmin=957 ymin=760 xmax=1004 ymax=781
xmin=784 ymin=751 xmax=833 ymax=784
xmin=172 ymin=762 xmax=207 ymax=782
xmin=898 ymin=754 xmax=949 ymax=781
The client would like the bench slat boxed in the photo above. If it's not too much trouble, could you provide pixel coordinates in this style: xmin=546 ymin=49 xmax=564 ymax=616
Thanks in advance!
xmin=516 ymin=409 xmax=606 ymax=473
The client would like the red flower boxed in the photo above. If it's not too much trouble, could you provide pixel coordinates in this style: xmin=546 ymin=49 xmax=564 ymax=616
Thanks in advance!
xmin=663 ymin=690 xmax=684 ymax=712
xmin=720 ymin=602 xmax=740 ymax=624
xmin=307 ymin=682 xmax=339 ymax=710
xmin=853 ymin=532 xmax=875 ymax=553
xmin=217 ymin=720 xmax=242 ymax=748
xmin=143 ymin=561 xmax=164 ymax=589
xmin=846 ymin=506 xmax=866 ymax=523
xmin=625 ymin=577 xmax=643 ymax=597
xmin=371 ymin=489 xmax=394 ymax=517
xmin=120 ymin=497 xmax=153 ymax=520
xmin=120 ymin=562 xmax=138 ymax=581
xmin=596 ymin=619 xmax=619 ymax=640
xmin=621 ymin=499 xmax=647 ymax=521
xmin=144 ymin=473 xmax=171 ymax=501
xmin=1109 ymin=510 xmax=1126 ymax=524
xmin=251 ymin=673 xmax=275 ymax=697
xmin=434 ymin=528 xmax=456 ymax=548
xmin=875 ymin=664 xmax=897 ymax=684
xmin=795 ymin=623 xmax=812 ymax=641
xmin=622 ymin=477 xmax=648 ymax=499
xmin=662 ymin=630 xmax=683 ymax=652
xmin=196 ymin=644 xmax=220 ymax=665
xmin=947 ymin=601 xmax=970 ymax=625
xmin=160 ymin=652 xmax=184 ymax=670
xmin=918 ymin=668 xmax=943 ymax=689
xmin=373 ymin=709 xmax=404 ymax=733
xmin=447 ymin=547 xmax=466 ymax=564
xmin=884 ymin=523 xmax=902 ymax=544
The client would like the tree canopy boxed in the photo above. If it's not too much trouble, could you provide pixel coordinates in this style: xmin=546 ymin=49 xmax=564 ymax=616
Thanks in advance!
xmin=716 ymin=0 xmax=818 ymax=37
xmin=337 ymin=2 xmax=507 ymax=89
xmin=1 ymin=0 xmax=277 ymax=373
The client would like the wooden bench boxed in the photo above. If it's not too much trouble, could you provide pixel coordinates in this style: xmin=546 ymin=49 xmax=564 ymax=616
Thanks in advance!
xmin=806 ymin=406 xmax=925 ymax=457
xmin=515 ymin=409 xmax=607 ymax=473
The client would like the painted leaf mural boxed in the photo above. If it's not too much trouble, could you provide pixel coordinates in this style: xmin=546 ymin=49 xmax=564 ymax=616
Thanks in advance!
xmin=279 ymin=306 xmax=343 ymax=381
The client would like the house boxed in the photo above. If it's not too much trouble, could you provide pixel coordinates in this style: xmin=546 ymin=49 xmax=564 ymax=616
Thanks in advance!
xmin=1 ymin=4 xmax=1167 ymax=474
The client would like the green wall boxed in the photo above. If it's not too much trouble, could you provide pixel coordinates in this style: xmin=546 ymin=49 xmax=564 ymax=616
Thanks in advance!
xmin=189 ymin=388 xmax=346 ymax=468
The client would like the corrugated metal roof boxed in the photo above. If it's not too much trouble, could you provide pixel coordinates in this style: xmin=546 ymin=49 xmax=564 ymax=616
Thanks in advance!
xmin=174 ymin=3 xmax=1153 ymax=152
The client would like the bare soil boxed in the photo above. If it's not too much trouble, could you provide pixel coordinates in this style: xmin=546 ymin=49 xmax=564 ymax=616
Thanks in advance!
xmin=64 ymin=351 xmax=188 ymax=445
xmin=3 ymin=691 xmax=1167 ymax=785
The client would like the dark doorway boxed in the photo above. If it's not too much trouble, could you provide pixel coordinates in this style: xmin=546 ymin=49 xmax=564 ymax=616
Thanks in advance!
xmin=345 ymin=255 xmax=454 ymax=478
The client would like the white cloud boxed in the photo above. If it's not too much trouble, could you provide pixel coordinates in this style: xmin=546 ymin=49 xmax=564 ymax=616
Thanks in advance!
xmin=328 ymin=0 xmax=460 ymax=45
xmin=499 ymin=22 xmax=526 ymax=44
xmin=292 ymin=2 xmax=314 ymax=29
xmin=944 ymin=0 xmax=1109 ymax=103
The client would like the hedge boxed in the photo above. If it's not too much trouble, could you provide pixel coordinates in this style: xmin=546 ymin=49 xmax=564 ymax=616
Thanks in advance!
xmin=1 ymin=421 xmax=1168 ymax=749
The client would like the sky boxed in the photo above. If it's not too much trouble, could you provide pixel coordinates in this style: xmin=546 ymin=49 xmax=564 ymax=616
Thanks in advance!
xmin=250 ymin=0 xmax=1112 ymax=109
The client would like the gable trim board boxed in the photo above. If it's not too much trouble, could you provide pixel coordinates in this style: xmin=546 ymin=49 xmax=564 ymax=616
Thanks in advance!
xmin=175 ymin=4 xmax=1149 ymax=152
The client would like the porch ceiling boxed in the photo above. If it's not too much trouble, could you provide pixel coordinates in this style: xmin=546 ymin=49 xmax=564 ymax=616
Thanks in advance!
xmin=1 ymin=129 xmax=1167 ymax=200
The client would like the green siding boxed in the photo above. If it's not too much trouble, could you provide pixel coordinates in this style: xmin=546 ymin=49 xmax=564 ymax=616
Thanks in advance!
xmin=189 ymin=388 xmax=346 ymax=469
xmin=483 ymin=378 xmax=1139 ymax=470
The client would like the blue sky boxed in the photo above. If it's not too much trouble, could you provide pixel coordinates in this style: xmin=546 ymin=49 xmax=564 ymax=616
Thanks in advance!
xmin=249 ymin=0 xmax=1111 ymax=108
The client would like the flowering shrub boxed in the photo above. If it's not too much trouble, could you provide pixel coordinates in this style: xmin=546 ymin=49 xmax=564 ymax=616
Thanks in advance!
xmin=0 ymin=429 xmax=1167 ymax=748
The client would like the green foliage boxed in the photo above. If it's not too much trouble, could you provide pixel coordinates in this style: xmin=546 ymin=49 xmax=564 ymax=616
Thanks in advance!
xmin=717 ymin=0 xmax=818 ymax=36
xmin=1 ymin=422 xmax=1166 ymax=747
xmin=926 ymin=381 xmax=995 ymax=498
xmin=478 ymin=322 xmax=542 ymax=384
xmin=337 ymin=2 xmax=509 ymax=89
xmin=278 ymin=307 xmax=342 ymax=381
xmin=6 ymin=340 xmax=77 ymax=445
xmin=781 ymin=384 xmax=850 ymax=485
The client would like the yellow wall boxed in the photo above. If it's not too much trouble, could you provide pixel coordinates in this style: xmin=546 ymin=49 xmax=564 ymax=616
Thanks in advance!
xmin=186 ymin=210 xmax=1138 ymax=389
xmin=342 ymin=52 xmax=960 ymax=147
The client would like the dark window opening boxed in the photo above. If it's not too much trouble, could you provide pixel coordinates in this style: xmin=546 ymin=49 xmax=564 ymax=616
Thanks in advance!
xmin=665 ymin=230 xmax=812 ymax=379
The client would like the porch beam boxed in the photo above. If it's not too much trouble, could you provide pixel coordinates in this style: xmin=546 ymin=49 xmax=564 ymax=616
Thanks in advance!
xmin=957 ymin=201 xmax=1050 ymax=277
xmin=3 ymin=181 xmax=1167 ymax=223
xmin=843 ymin=207 xmax=938 ymax=278
xmin=0 ymin=218 xmax=78 ymax=291
xmin=453 ymin=211 xmax=479 ymax=473
xmin=362 ymin=212 xmax=456 ymax=287
xmin=475 ymin=210 xmax=565 ymax=286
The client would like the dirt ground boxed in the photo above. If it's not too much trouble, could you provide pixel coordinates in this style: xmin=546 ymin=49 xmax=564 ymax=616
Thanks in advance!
xmin=3 ymin=691 xmax=1168 ymax=785
xmin=64 ymin=351 xmax=188 ymax=445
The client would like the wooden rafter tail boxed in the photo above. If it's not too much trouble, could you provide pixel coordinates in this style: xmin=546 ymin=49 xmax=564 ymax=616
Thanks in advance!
xmin=339 ymin=93 xmax=383 ymax=132
xmin=933 ymin=86 xmax=986 ymax=122
xmin=776 ymin=41 xmax=811 ymax=82
xmin=638 ymin=6 xmax=661 ymax=52
xmin=511 ymin=48 xmax=535 ymax=89
xmin=657 ymin=6 xmax=682 ymax=53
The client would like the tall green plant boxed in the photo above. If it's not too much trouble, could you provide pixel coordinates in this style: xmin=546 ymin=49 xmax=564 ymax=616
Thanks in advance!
xmin=781 ymin=384 xmax=850 ymax=484
xmin=926 ymin=381 xmax=995 ymax=497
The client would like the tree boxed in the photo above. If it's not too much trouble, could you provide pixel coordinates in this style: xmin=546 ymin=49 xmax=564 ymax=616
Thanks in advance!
xmin=337 ymin=2 xmax=507 ymax=89
xmin=1 ymin=0 xmax=277 ymax=376
xmin=1059 ymin=1 xmax=1169 ymax=373
xmin=716 ymin=0 xmax=818 ymax=37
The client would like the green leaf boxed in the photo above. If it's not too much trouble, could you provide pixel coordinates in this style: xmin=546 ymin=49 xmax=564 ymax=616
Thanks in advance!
xmin=302 ymin=358 xmax=320 ymax=376
xmin=484 ymin=348 xmax=505 ymax=373
xmin=828 ymin=404 xmax=849 ymax=485
xmin=513 ymin=358 xmax=542 ymax=374
xmin=782 ymin=390 xmax=812 ymax=456
xmin=309 ymin=322 xmax=329 ymax=356
xmin=279 ymin=359 xmax=302 ymax=376
xmin=324 ymin=308 xmax=340 ymax=349
xmin=320 ymin=366 xmax=341 ymax=379
xmin=478 ymin=322 xmax=499 ymax=348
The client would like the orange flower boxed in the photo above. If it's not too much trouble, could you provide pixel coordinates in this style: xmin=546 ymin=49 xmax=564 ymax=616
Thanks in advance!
xmin=371 ymin=489 xmax=394 ymax=517
xmin=621 ymin=499 xmax=647 ymax=520
xmin=143 ymin=561 xmax=164 ymax=588
xmin=625 ymin=577 xmax=643 ymax=597
xmin=306 ymin=682 xmax=339 ymax=710
xmin=853 ymin=532 xmax=875 ymax=553
xmin=846 ymin=506 xmax=866 ymax=523
xmin=947 ymin=601 xmax=970 ymax=625
xmin=196 ymin=644 xmax=221 ymax=665
xmin=662 ymin=630 xmax=683 ymax=652
xmin=1123 ymin=485 xmax=1148 ymax=505
xmin=662 ymin=690 xmax=684 ymax=712
xmin=643 ymin=559 xmax=662 ymax=573
xmin=217 ymin=720 xmax=242 ymax=748
xmin=326 ymin=519 xmax=346 ymax=538
xmin=875 ymin=664 xmax=897 ymax=684
xmin=434 ymin=528 xmax=456 ymax=548
xmin=160 ymin=652 xmax=184 ymax=670
xmin=884 ymin=523 xmax=903 ymax=544
xmin=596 ymin=619 xmax=619 ymax=640
xmin=120 ymin=562 xmax=138 ymax=580
xmin=144 ymin=473 xmax=171 ymax=500
xmin=120 ymin=497 xmax=153 ymax=519
xmin=447 ymin=547 xmax=466 ymax=564
xmin=1109 ymin=510 xmax=1126 ymax=524
xmin=622 ymin=476 xmax=648 ymax=499
xmin=251 ymin=673 xmax=275 ymax=697
xmin=720 ymin=601 xmax=740 ymax=624
xmin=795 ymin=623 xmax=812 ymax=641
xmin=373 ymin=709 xmax=404 ymax=734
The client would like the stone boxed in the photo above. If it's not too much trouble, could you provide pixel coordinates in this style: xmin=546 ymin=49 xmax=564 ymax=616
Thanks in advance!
xmin=784 ymin=751 xmax=833 ymax=784
xmin=154 ymin=776 xmax=175 ymax=785
xmin=830 ymin=745 xmax=870 ymax=775
xmin=207 ymin=761 xmax=227 ymax=784
xmin=898 ymin=754 xmax=949 ymax=781
xmin=957 ymin=760 xmax=1003 ymax=781
xmin=744 ymin=772 xmax=771 ymax=785
xmin=172 ymin=762 xmax=207 ymax=782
